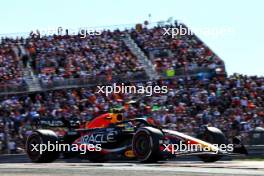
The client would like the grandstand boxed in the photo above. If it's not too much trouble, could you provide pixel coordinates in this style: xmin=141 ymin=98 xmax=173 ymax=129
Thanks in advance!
xmin=0 ymin=21 xmax=226 ymax=94
xmin=131 ymin=23 xmax=225 ymax=77
xmin=0 ymin=21 xmax=263 ymax=154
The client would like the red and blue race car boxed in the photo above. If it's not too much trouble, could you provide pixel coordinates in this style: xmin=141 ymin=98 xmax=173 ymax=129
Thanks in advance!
xmin=26 ymin=113 xmax=247 ymax=163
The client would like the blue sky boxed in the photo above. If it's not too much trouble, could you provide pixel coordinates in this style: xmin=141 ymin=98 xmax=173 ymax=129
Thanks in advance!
xmin=0 ymin=0 xmax=263 ymax=76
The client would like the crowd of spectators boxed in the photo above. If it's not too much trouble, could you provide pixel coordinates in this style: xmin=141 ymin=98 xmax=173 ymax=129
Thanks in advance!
xmin=0 ymin=74 xmax=263 ymax=152
xmin=0 ymin=38 xmax=24 ymax=86
xmin=131 ymin=23 xmax=225 ymax=75
xmin=24 ymin=30 xmax=145 ymax=83
xmin=0 ymin=23 xmax=226 ymax=87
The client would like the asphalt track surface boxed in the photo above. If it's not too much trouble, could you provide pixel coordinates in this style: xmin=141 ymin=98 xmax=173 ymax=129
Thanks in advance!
xmin=0 ymin=155 xmax=264 ymax=176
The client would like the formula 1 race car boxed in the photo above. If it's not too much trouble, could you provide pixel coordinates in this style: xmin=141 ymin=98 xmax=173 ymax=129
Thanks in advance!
xmin=26 ymin=113 xmax=248 ymax=163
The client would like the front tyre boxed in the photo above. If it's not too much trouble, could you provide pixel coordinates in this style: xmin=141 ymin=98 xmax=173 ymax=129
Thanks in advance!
xmin=132 ymin=127 xmax=163 ymax=163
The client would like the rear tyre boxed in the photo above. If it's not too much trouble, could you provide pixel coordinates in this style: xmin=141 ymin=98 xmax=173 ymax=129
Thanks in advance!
xmin=26 ymin=130 xmax=60 ymax=163
xmin=132 ymin=127 xmax=163 ymax=163
xmin=197 ymin=127 xmax=227 ymax=162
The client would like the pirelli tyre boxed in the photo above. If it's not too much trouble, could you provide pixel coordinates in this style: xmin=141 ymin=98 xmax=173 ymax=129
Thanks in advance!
xmin=197 ymin=127 xmax=227 ymax=163
xmin=132 ymin=127 xmax=163 ymax=163
xmin=26 ymin=129 xmax=60 ymax=163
